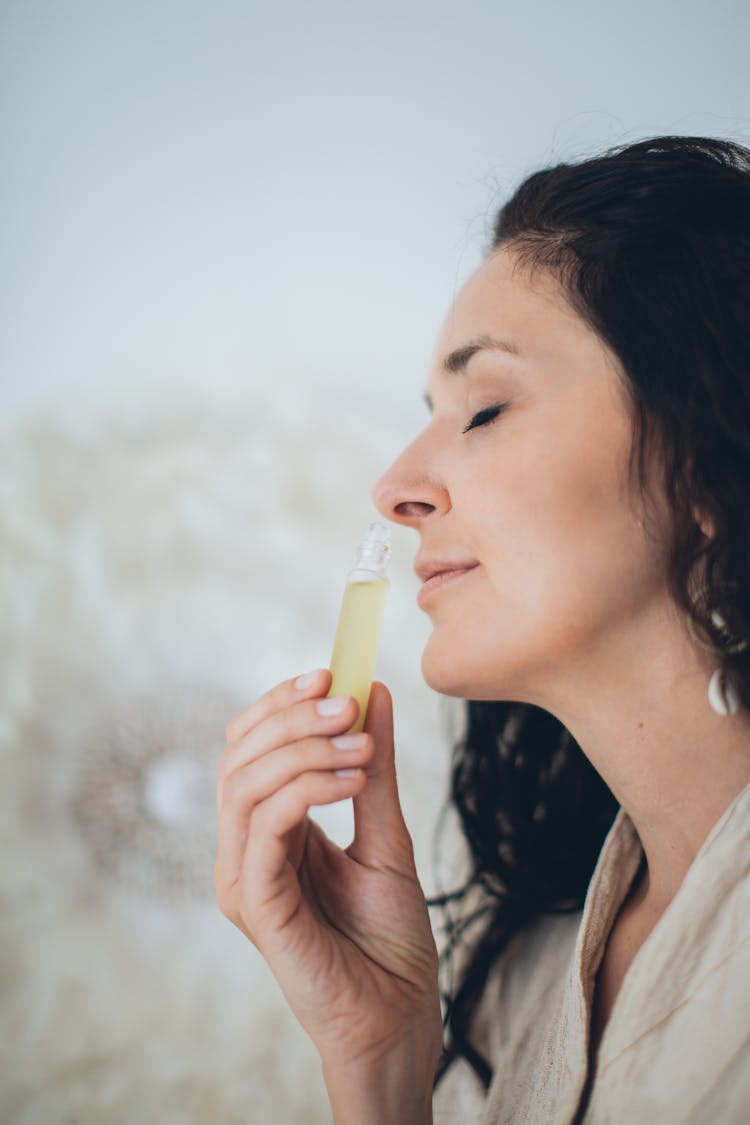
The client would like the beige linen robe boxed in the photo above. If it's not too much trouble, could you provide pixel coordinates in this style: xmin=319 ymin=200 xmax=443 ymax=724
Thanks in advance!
xmin=433 ymin=778 xmax=750 ymax=1123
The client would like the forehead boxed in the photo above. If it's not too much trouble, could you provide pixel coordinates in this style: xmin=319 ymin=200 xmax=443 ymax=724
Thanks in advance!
xmin=429 ymin=246 xmax=590 ymax=371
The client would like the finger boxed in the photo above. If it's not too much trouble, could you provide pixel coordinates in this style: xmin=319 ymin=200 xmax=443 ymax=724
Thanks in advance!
xmin=236 ymin=770 xmax=368 ymax=929
xmin=216 ymin=740 xmax=370 ymax=891
xmin=221 ymin=730 xmax=372 ymax=833
xmin=225 ymin=667 xmax=332 ymax=744
xmin=219 ymin=694 xmax=360 ymax=802
xmin=348 ymin=682 xmax=415 ymax=871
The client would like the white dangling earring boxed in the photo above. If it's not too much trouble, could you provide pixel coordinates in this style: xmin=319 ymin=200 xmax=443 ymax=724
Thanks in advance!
xmin=708 ymin=668 xmax=740 ymax=716
xmin=686 ymin=585 xmax=746 ymax=717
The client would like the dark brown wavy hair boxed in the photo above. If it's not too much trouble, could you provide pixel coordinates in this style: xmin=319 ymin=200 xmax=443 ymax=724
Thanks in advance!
xmin=431 ymin=134 xmax=750 ymax=1089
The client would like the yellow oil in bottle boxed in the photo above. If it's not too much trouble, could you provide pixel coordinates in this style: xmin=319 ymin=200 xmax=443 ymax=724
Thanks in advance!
xmin=328 ymin=577 xmax=389 ymax=733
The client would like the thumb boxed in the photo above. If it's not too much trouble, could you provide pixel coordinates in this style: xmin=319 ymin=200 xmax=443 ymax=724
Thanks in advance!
xmin=348 ymin=681 xmax=415 ymax=870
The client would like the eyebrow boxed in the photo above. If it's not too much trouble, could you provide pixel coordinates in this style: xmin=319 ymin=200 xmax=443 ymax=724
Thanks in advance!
xmin=443 ymin=334 xmax=523 ymax=374
xmin=424 ymin=334 xmax=524 ymax=411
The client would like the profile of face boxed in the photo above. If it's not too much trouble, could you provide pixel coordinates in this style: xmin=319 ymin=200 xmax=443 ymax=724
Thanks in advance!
xmin=372 ymin=246 xmax=673 ymax=706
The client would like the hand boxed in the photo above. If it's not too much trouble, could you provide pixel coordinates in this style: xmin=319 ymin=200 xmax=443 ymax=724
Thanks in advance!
xmin=214 ymin=670 xmax=442 ymax=1111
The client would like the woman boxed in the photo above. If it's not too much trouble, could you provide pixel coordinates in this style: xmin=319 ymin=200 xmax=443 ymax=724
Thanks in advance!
xmin=214 ymin=135 xmax=750 ymax=1123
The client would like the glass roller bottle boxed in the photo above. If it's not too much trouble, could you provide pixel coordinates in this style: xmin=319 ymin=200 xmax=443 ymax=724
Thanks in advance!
xmin=327 ymin=522 xmax=391 ymax=733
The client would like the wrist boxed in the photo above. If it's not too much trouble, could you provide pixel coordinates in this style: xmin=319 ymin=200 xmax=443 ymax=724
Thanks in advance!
xmin=323 ymin=1037 xmax=439 ymax=1125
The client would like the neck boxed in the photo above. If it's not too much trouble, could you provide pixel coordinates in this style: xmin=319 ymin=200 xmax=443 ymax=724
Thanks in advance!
xmin=539 ymin=610 xmax=750 ymax=914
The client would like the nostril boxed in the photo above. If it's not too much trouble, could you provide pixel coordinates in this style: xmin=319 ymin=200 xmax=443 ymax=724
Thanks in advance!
xmin=393 ymin=500 xmax=436 ymax=518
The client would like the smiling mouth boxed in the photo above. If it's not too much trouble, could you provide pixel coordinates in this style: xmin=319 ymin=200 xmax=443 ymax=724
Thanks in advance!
xmin=417 ymin=564 xmax=479 ymax=607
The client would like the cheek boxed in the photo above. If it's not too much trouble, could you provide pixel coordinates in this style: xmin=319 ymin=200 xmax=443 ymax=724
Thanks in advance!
xmin=475 ymin=418 xmax=636 ymax=568
xmin=451 ymin=430 xmax=656 ymax=641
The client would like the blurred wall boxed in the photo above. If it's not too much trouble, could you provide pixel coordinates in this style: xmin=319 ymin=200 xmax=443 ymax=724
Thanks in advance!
xmin=2 ymin=0 xmax=749 ymax=434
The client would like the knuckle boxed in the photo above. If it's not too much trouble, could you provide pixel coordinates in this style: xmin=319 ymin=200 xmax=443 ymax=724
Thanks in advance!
xmin=221 ymin=768 xmax=250 ymax=807
xmin=296 ymin=770 xmax=334 ymax=804
xmin=217 ymin=741 xmax=245 ymax=789
xmin=275 ymin=703 xmax=308 ymax=741
xmin=253 ymin=786 xmax=295 ymax=835
xmin=247 ymin=799 xmax=272 ymax=839
xmin=290 ymin=739 xmax=318 ymax=771
xmin=262 ymin=703 xmax=314 ymax=752
xmin=225 ymin=714 xmax=247 ymax=743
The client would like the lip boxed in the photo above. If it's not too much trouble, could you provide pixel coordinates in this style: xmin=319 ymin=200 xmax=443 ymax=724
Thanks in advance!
xmin=415 ymin=557 xmax=480 ymax=607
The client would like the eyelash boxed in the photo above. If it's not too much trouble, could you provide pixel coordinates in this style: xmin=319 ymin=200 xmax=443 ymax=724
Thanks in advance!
xmin=462 ymin=403 xmax=507 ymax=434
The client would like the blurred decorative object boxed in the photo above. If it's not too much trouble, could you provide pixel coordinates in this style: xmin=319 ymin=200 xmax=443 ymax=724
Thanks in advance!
xmin=0 ymin=388 xmax=447 ymax=1124
xmin=69 ymin=684 xmax=231 ymax=901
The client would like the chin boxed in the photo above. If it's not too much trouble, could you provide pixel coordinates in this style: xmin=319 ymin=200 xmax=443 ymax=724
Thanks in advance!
xmin=420 ymin=633 xmax=533 ymax=703
xmin=420 ymin=644 xmax=488 ymax=700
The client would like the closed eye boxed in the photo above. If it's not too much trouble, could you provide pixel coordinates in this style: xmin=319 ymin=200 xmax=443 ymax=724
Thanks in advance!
xmin=462 ymin=403 xmax=507 ymax=433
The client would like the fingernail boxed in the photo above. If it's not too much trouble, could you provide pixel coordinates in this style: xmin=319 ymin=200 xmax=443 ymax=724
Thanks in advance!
xmin=316 ymin=696 xmax=349 ymax=716
xmin=335 ymin=768 xmax=360 ymax=778
xmin=295 ymin=670 xmax=323 ymax=690
xmin=332 ymin=734 xmax=366 ymax=751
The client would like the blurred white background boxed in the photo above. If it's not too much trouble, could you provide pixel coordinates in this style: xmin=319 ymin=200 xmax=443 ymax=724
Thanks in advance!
xmin=1 ymin=1 xmax=748 ymax=1122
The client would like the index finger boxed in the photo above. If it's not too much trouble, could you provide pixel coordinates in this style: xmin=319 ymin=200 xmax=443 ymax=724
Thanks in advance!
xmin=225 ymin=667 xmax=332 ymax=744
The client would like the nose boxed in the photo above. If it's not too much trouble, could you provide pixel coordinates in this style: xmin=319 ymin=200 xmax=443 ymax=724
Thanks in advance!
xmin=371 ymin=436 xmax=449 ymax=528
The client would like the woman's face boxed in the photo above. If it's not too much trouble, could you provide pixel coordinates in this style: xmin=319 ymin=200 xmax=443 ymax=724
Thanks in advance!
xmin=372 ymin=246 xmax=671 ymax=703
